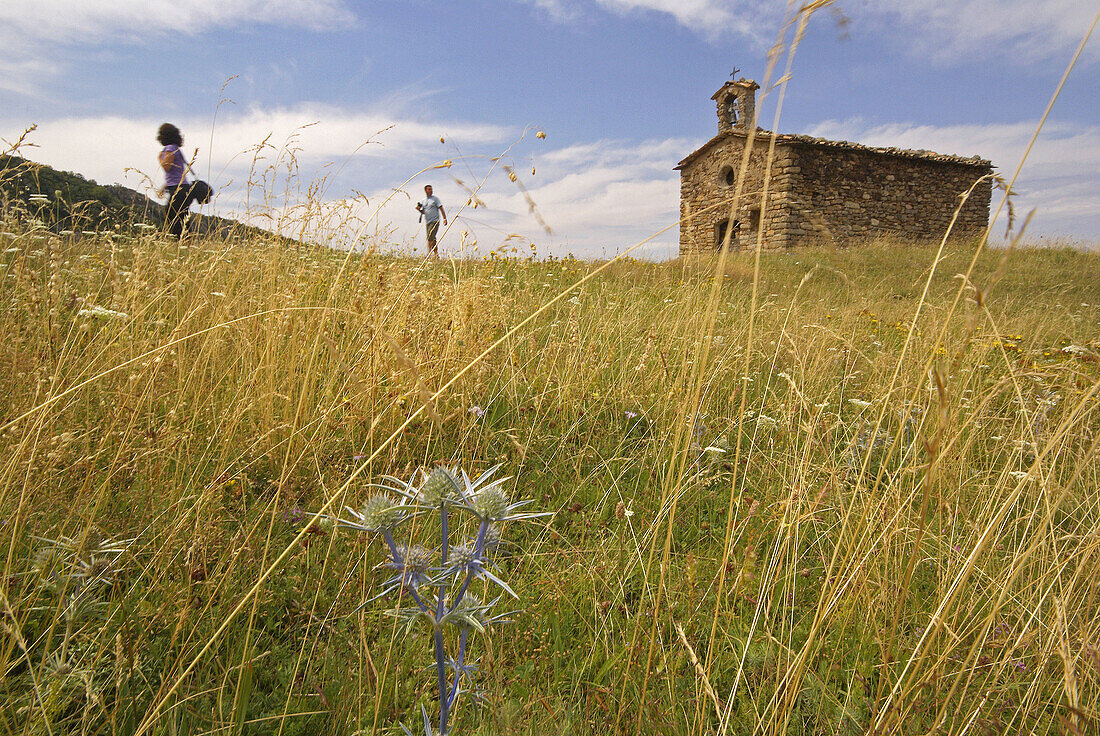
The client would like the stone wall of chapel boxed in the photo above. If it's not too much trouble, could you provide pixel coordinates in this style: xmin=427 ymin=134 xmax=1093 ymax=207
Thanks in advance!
xmin=678 ymin=136 xmax=992 ymax=254
xmin=784 ymin=143 xmax=992 ymax=244
xmin=679 ymin=135 xmax=795 ymax=254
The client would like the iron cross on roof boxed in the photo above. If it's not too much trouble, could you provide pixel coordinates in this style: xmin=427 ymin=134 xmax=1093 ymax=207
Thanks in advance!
xmin=729 ymin=67 xmax=741 ymax=80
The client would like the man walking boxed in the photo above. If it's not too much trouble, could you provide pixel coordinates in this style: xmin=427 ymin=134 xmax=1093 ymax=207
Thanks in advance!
xmin=416 ymin=184 xmax=447 ymax=258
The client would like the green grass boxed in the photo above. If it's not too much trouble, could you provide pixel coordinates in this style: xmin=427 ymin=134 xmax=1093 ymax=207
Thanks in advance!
xmin=1 ymin=227 xmax=1098 ymax=736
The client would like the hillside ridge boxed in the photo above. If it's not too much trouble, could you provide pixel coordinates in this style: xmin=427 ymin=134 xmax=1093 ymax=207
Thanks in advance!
xmin=0 ymin=154 xmax=265 ymax=239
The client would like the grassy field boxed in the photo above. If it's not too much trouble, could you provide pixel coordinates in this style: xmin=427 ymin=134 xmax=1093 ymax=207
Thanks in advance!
xmin=1 ymin=228 xmax=1098 ymax=735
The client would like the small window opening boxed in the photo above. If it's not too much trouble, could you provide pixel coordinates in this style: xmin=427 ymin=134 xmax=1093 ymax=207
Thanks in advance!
xmin=718 ymin=165 xmax=735 ymax=188
xmin=748 ymin=208 xmax=761 ymax=233
xmin=715 ymin=218 xmax=741 ymax=249
xmin=725 ymin=95 xmax=738 ymax=124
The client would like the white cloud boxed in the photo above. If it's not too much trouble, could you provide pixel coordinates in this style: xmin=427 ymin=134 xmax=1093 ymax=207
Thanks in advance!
xmin=445 ymin=138 xmax=688 ymax=258
xmin=806 ymin=117 xmax=1100 ymax=238
xmin=595 ymin=0 xmax=756 ymax=37
xmin=0 ymin=0 xmax=353 ymax=41
xmin=0 ymin=58 xmax=60 ymax=96
xmin=2 ymin=106 xmax=510 ymax=191
xmin=866 ymin=0 xmax=1098 ymax=62
xmin=0 ymin=0 xmax=355 ymax=91
xmin=513 ymin=0 xmax=782 ymax=42
xmin=521 ymin=0 xmax=585 ymax=23
xmin=517 ymin=0 xmax=1096 ymax=62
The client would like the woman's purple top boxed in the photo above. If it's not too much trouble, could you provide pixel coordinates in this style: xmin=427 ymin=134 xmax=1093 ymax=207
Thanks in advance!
xmin=161 ymin=144 xmax=188 ymax=187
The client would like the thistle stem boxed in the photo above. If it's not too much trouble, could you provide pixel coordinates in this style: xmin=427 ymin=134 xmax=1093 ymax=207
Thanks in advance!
xmin=438 ymin=505 xmax=449 ymax=620
xmin=435 ymin=628 xmax=449 ymax=736
xmin=380 ymin=529 xmax=399 ymax=559
xmin=447 ymin=628 xmax=469 ymax=707
xmin=437 ymin=504 xmax=451 ymax=736
xmin=407 ymin=586 xmax=428 ymax=612
xmin=450 ymin=520 xmax=489 ymax=613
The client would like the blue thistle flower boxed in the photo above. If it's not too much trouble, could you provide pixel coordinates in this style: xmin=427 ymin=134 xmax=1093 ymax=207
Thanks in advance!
xmin=439 ymin=539 xmax=518 ymax=601
xmin=322 ymin=463 xmax=540 ymax=736
xmin=452 ymin=466 xmax=552 ymax=523
xmin=367 ymin=544 xmax=436 ymax=611
xmin=338 ymin=493 xmax=413 ymax=533
xmin=419 ymin=467 xmax=463 ymax=508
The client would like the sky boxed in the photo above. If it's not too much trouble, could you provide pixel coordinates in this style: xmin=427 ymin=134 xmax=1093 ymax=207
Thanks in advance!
xmin=1 ymin=0 xmax=1097 ymax=259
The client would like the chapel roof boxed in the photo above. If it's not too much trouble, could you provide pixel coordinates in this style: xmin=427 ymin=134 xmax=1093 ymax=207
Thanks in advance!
xmin=675 ymin=129 xmax=992 ymax=171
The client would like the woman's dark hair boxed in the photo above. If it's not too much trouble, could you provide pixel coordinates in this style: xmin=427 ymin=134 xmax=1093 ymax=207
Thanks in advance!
xmin=157 ymin=123 xmax=183 ymax=147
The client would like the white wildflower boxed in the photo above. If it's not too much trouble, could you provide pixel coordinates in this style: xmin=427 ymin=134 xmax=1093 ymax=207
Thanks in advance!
xmin=78 ymin=305 xmax=128 ymax=320
xmin=756 ymin=414 xmax=779 ymax=430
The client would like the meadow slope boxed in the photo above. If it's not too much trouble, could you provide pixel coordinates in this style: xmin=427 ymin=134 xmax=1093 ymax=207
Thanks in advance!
xmin=1 ymin=232 xmax=1099 ymax=735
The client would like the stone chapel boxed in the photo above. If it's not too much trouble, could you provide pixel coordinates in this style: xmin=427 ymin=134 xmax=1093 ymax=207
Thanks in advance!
xmin=677 ymin=78 xmax=993 ymax=253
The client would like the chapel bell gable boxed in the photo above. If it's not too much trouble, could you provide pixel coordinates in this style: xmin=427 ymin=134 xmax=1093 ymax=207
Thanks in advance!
xmin=712 ymin=78 xmax=759 ymax=133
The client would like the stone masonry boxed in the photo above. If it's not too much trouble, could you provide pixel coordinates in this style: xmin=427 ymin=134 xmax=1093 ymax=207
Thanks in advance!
xmin=678 ymin=79 xmax=993 ymax=253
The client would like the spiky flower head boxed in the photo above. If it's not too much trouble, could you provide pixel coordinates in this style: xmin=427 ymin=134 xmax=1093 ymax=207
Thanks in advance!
xmin=479 ymin=524 xmax=502 ymax=554
xmin=376 ymin=544 xmax=434 ymax=598
xmin=75 ymin=554 xmax=116 ymax=589
xmin=448 ymin=543 xmax=478 ymax=571
xmin=471 ymin=486 xmax=510 ymax=521
xmin=386 ymin=544 xmax=433 ymax=580
xmin=32 ymin=530 xmax=130 ymax=596
xmin=419 ymin=467 xmax=463 ymax=508
xmin=356 ymin=494 xmax=409 ymax=531
xmin=451 ymin=465 xmax=550 ymax=524
xmin=441 ymin=593 xmax=492 ymax=632
xmin=441 ymin=538 xmax=518 ymax=599
xmin=395 ymin=544 xmax=433 ymax=572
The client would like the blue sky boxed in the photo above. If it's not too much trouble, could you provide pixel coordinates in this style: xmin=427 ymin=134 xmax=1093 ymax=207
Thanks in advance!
xmin=2 ymin=0 xmax=1097 ymax=258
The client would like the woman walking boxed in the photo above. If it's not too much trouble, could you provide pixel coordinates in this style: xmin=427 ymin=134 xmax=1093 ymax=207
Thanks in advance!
xmin=157 ymin=123 xmax=197 ymax=237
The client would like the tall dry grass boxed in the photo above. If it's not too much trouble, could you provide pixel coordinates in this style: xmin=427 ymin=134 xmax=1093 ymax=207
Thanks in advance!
xmin=1 ymin=225 xmax=1098 ymax=735
xmin=2 ymin=4 xmax=1100 ymax=735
